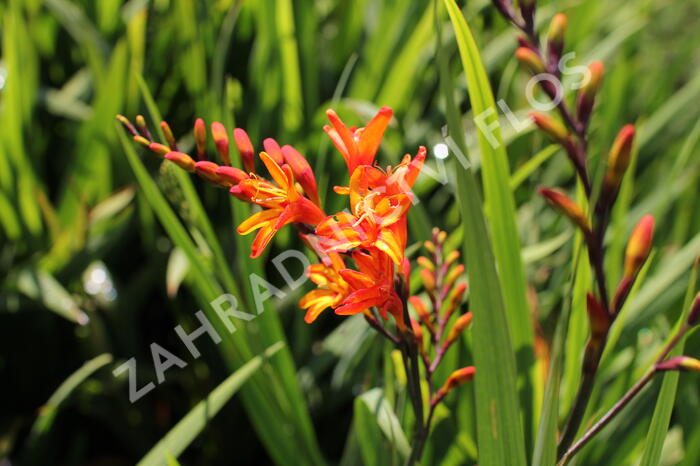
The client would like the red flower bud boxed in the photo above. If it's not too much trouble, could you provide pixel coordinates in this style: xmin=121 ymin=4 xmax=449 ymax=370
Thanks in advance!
xmin=516 ymin=47 xmax=545 ymax=75
xmin=538 ymin=187 xmax=590 ymax=233
xmin=530 ymin=112 xmax=571 ymax=145
xmin=211 ymin=122 xmax=230 ymax=166
xmin=148 ymin=142 xmax=170 ymax=157
xmin=624 ymin=215 xmax=654 ymax=278
xmin=233 ymin=128 xmax=256 ymax=173
xmin=446 ymin=312 xmax=473 ymax=347
xmin=433 ymin=366 xmax=476 ymax=405
xmin=604 ymin=125 xmax=636 ymax=193
xmin=281 ymin=144 xmax=320 ymax=206
xmin=546 ymin=13 xmax=568 ymax=63
xmin=160 ymin=121 xmax=178 ymax=150
xmin=194 ymin=118 xmax=207 ymax=160
xmin=409 ymin=296 xmax=434 ymax=334
xmin=656 ymin=356 xmax=700 ymax=372
xmin=164 ymin=151 xmax=196 ymax=172
xmin=577 ymin=61 xmax=604 ymax=126
xmin=194 ymin=161 xmax=226 ymax=186
xmin=215 ymin=166 xmax=249 ymax=187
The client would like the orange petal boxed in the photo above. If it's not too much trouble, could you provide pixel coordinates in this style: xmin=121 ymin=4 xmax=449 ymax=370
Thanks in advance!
xmin=259 ymin=152 xmax=289 ymax=189
xmin=237 ymin=208 xmax=282 ymax=235
xmin=338 ymin=269 xmax=375 ymax=290
xmin=357 ymin=106 xmax=392 ymax=166
xmin=250 ymin=223 xmax=277 ymax=258
xmin=376 ymin=228 xmax=405 ymax=265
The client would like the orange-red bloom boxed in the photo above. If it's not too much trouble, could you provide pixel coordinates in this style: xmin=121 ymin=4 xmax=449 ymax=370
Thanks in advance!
xmin=233 ymin=152 xmax=325 ymax=257
xmin=335 ymin=250 xmax=405 ymax=328
xmin=300 ymin=253 xmax=350 ymax=323
xmin=316 ymin=147 xmax=426 ymax=264
xmin=323 ymin=106 xmax=393 ymax=174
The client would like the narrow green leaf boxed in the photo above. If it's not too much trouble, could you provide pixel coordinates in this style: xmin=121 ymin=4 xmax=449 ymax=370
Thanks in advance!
xmin=438 ymin=3 xmax=527 ymax=464
xmin=137 ymin=343 xmax=284 ymax=466
xmin=27 ymin=354 xmax=113 ymax=447
xmin=442 ymin=0 xmax=536 ymax=444
xmin=15 ymin=267 xmax=90 ymax=325
xmin=639 ymin=264 xmax=698 ymax=466
xmin=355 ymin=388 xmax=411 ymax=459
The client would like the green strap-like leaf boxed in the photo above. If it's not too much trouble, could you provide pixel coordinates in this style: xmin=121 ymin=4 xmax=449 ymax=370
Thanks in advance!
xmin=439 ymin=2 xmax=528 ymax=464
xmin=639 ymin=264 xmax=698 ymax=466
xmin=442 ymin=0 xmax=537 ymax=443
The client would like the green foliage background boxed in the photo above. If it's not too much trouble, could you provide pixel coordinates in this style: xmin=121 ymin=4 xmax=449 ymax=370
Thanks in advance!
xmin=2 ymin=0 xmax=700 ymax=464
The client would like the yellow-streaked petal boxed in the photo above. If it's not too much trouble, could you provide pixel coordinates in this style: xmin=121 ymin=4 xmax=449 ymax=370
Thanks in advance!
xmin=250 ymin=224 xmax=277 ymax=258
xmin=376 ymin=229 xmax=404 ymax=264
xmin=259 ymin=151 xmax=289 ymax=189
xmin=236 ymin=208 xmax=281 ymax=235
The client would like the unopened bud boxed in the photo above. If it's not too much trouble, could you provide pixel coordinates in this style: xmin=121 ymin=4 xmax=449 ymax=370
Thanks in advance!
xmin=604 ymin=125 xmax=636 ymax=192
xmin=516 ymin=47 xmax=545 ymax=75
xmin=410 ymin=318 xmax=425 ymax=354
xmin=216 ymin=166 xmax=248 ymax=186
xmin=420 ymin=269 xmax=436 ymax=296
xmin=233 ymin=128 xmax=255 ymax=173
xmin=263 ymin=138 xmax=285 ymax=166
xmin=433 ymin=366 xmax=476 ymax=405
xmin=194 ymin=161 xmax=225 ymax=186
xmin=135 ymin=115 xmax=152 ymax=140
xmin=538 ymin=187 xmax=590 ymax=232
xmin=417 ymin=256 xmax=435 ymax=272
xmin=423 ymin=240 xmax=436 ymax=254
xmin=687 ymin=292 xmax=700 ymax=326
xmin=586 ymin=293 xmax=610 ymax=338
xmin=133 ymin=135 xmax=150 ymax=147
xmin=437 ymin=230 xmax=447 ymax=245
xmin=211 ymin=122 xmax=231 ymax=166
xmin=148 ymin=142 xmax=170 ymax=157
xmin=160 ymin=121 xmax=178 ymax=150
xmin=445 ymin=250 xmax=460 ymax=268
xmin=443 ymin=264 xmax=465 ymax=296
xmin=445 ymin=282 xmax=468 ymax=318
xmin=530 ymin=112 xmax=570 ymax=145
xmin=577 ymin=61 xmax=604 ymax=126
xmin=194 ymin=118 xmax=207 ymax=160
xmin=281 ymin=144 xmax=320 ymax=206
xmin=624 ymin=215 xmax=654 ymax=278
xmin=116 ymin=114 xmax=138 ymax=137
xmin=547 ymin=13 xmax=568 ymax=63
xmin=164 ymin=151 xmax=196 ymax=172
xmin=446 ymin=312 xmax=473 ymax=346
xmin=656 ymin=356 xmax=700 ymax=372
xmin=409 ymin=296 xmax=434 ymax=334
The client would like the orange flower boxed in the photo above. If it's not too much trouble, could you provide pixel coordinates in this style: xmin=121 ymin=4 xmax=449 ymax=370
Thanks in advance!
xmin=335 ymin=250 xmax=405 ymax=328
xmin=323 ymin=106 xmax=393 ymax=174
xmin=316 ymin=147 xmax=426 ymax=264
xmin=300 ymin=249 xmax=405 ymax=328
xmin=233 ymin=152 xmax=325 ymax=257
xmin=300 ymin=253 xmax=350 ymax=323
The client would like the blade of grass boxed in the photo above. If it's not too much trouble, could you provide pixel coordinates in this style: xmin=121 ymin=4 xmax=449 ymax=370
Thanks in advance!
xmin=438 ymin=2 xmax=527 ymax=464
xmin=443 ymin=0 xmax=535 ymax=450
xmin=639 ymin=262 xmax=698 ymax=466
